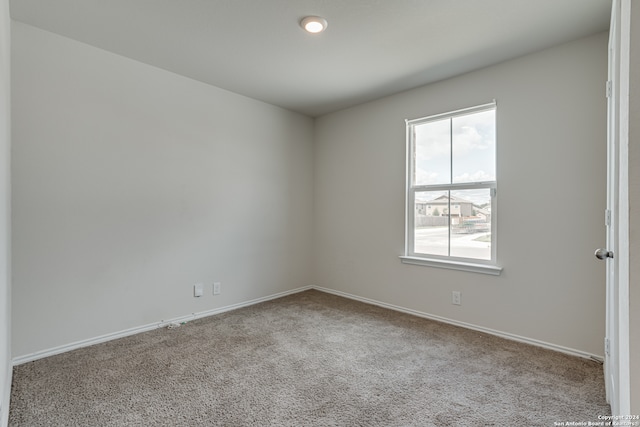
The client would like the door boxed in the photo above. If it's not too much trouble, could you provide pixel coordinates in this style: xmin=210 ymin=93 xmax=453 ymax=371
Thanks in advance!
xmin=602 ymin=0 xmax=619 ymax=405
xmin=600 ymin=0 xmax=631 ymax=414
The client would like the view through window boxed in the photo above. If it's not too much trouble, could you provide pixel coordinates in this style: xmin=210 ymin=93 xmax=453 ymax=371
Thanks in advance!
xmin=406 ymin=103 xmax=496 ymax=263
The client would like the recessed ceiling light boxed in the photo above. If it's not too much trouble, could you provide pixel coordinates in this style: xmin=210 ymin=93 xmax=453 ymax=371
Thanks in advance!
xmin=300 ymin=16 xmax=328 ymax=34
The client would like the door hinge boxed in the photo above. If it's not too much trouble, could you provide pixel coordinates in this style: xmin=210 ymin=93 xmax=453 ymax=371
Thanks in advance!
xmin=605 ymin=209 xmax=611 ymax=227
xmin=605 ymin=337 xmax=610 ymax=357
xmin=606 ymin=80 xmax=612 ymax=98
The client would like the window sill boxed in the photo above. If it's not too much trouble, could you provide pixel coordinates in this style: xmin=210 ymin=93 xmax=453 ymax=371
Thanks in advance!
xmin=399 ymin=256 xmax=503 ymax=276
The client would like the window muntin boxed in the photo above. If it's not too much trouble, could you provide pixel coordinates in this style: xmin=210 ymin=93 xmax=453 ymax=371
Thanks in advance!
xmin=406 ymin=102 xmax=497 ymax=265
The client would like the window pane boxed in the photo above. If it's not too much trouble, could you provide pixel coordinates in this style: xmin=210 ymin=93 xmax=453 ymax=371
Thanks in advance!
xmin=414 ymin=190 xmax=449 ymax=256
xmin=452 ymin=109 xmax=495 ymax=183
xmin=449 ymin=189 xmax=491 ymax=260
xmin=414 ymin=118 xmax=450 ymax=185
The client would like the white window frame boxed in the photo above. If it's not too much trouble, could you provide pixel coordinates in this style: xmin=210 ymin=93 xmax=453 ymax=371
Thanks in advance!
xmin=400 ymin=102 xmax=502 ymax=275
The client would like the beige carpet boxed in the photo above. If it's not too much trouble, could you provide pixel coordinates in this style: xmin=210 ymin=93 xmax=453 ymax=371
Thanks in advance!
xmin=10 ymin=290 xmax=609 ymax=426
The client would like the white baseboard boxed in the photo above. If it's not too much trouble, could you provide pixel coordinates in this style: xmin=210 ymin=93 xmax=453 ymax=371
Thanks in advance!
xmin=313 ymin=286 xmax=604 ymax=362
xmin=12 ymin=286 xmax=313 ymax=366
xmin=12 ymin=284 xmax=602 ymax=366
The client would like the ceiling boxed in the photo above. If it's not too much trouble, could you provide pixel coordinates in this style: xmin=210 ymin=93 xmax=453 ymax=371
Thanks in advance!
xmin=9 ymin=0 xmax=611 ymax=117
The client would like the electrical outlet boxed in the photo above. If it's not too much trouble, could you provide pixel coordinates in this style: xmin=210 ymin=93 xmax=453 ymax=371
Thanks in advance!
xmin=452 ymin=291 xmax=461 ymax=305
xmin=194 ymin=283 xmax=204 ymax=297
xmin=213 ymin=282 xmax=221 ymax=295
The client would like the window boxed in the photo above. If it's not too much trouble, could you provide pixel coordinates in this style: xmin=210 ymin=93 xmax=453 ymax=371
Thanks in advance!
xmin=401 ymin=102 xmax=501 ymax=275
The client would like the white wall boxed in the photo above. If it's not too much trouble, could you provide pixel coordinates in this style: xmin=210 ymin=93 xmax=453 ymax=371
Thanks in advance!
xmin=0 ymin=0 xmax=10 ymax=424
xmin=11 ymin=22 xmax=314 ymax=358
xmin=314 ymin=33 xmax=608 ymax=356
xmin=628 ymin=0 xmax=639 ymax=414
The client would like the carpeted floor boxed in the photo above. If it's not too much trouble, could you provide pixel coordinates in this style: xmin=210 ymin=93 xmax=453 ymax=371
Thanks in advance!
xmin=10 ymin=289 xmax=610 ymax=426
